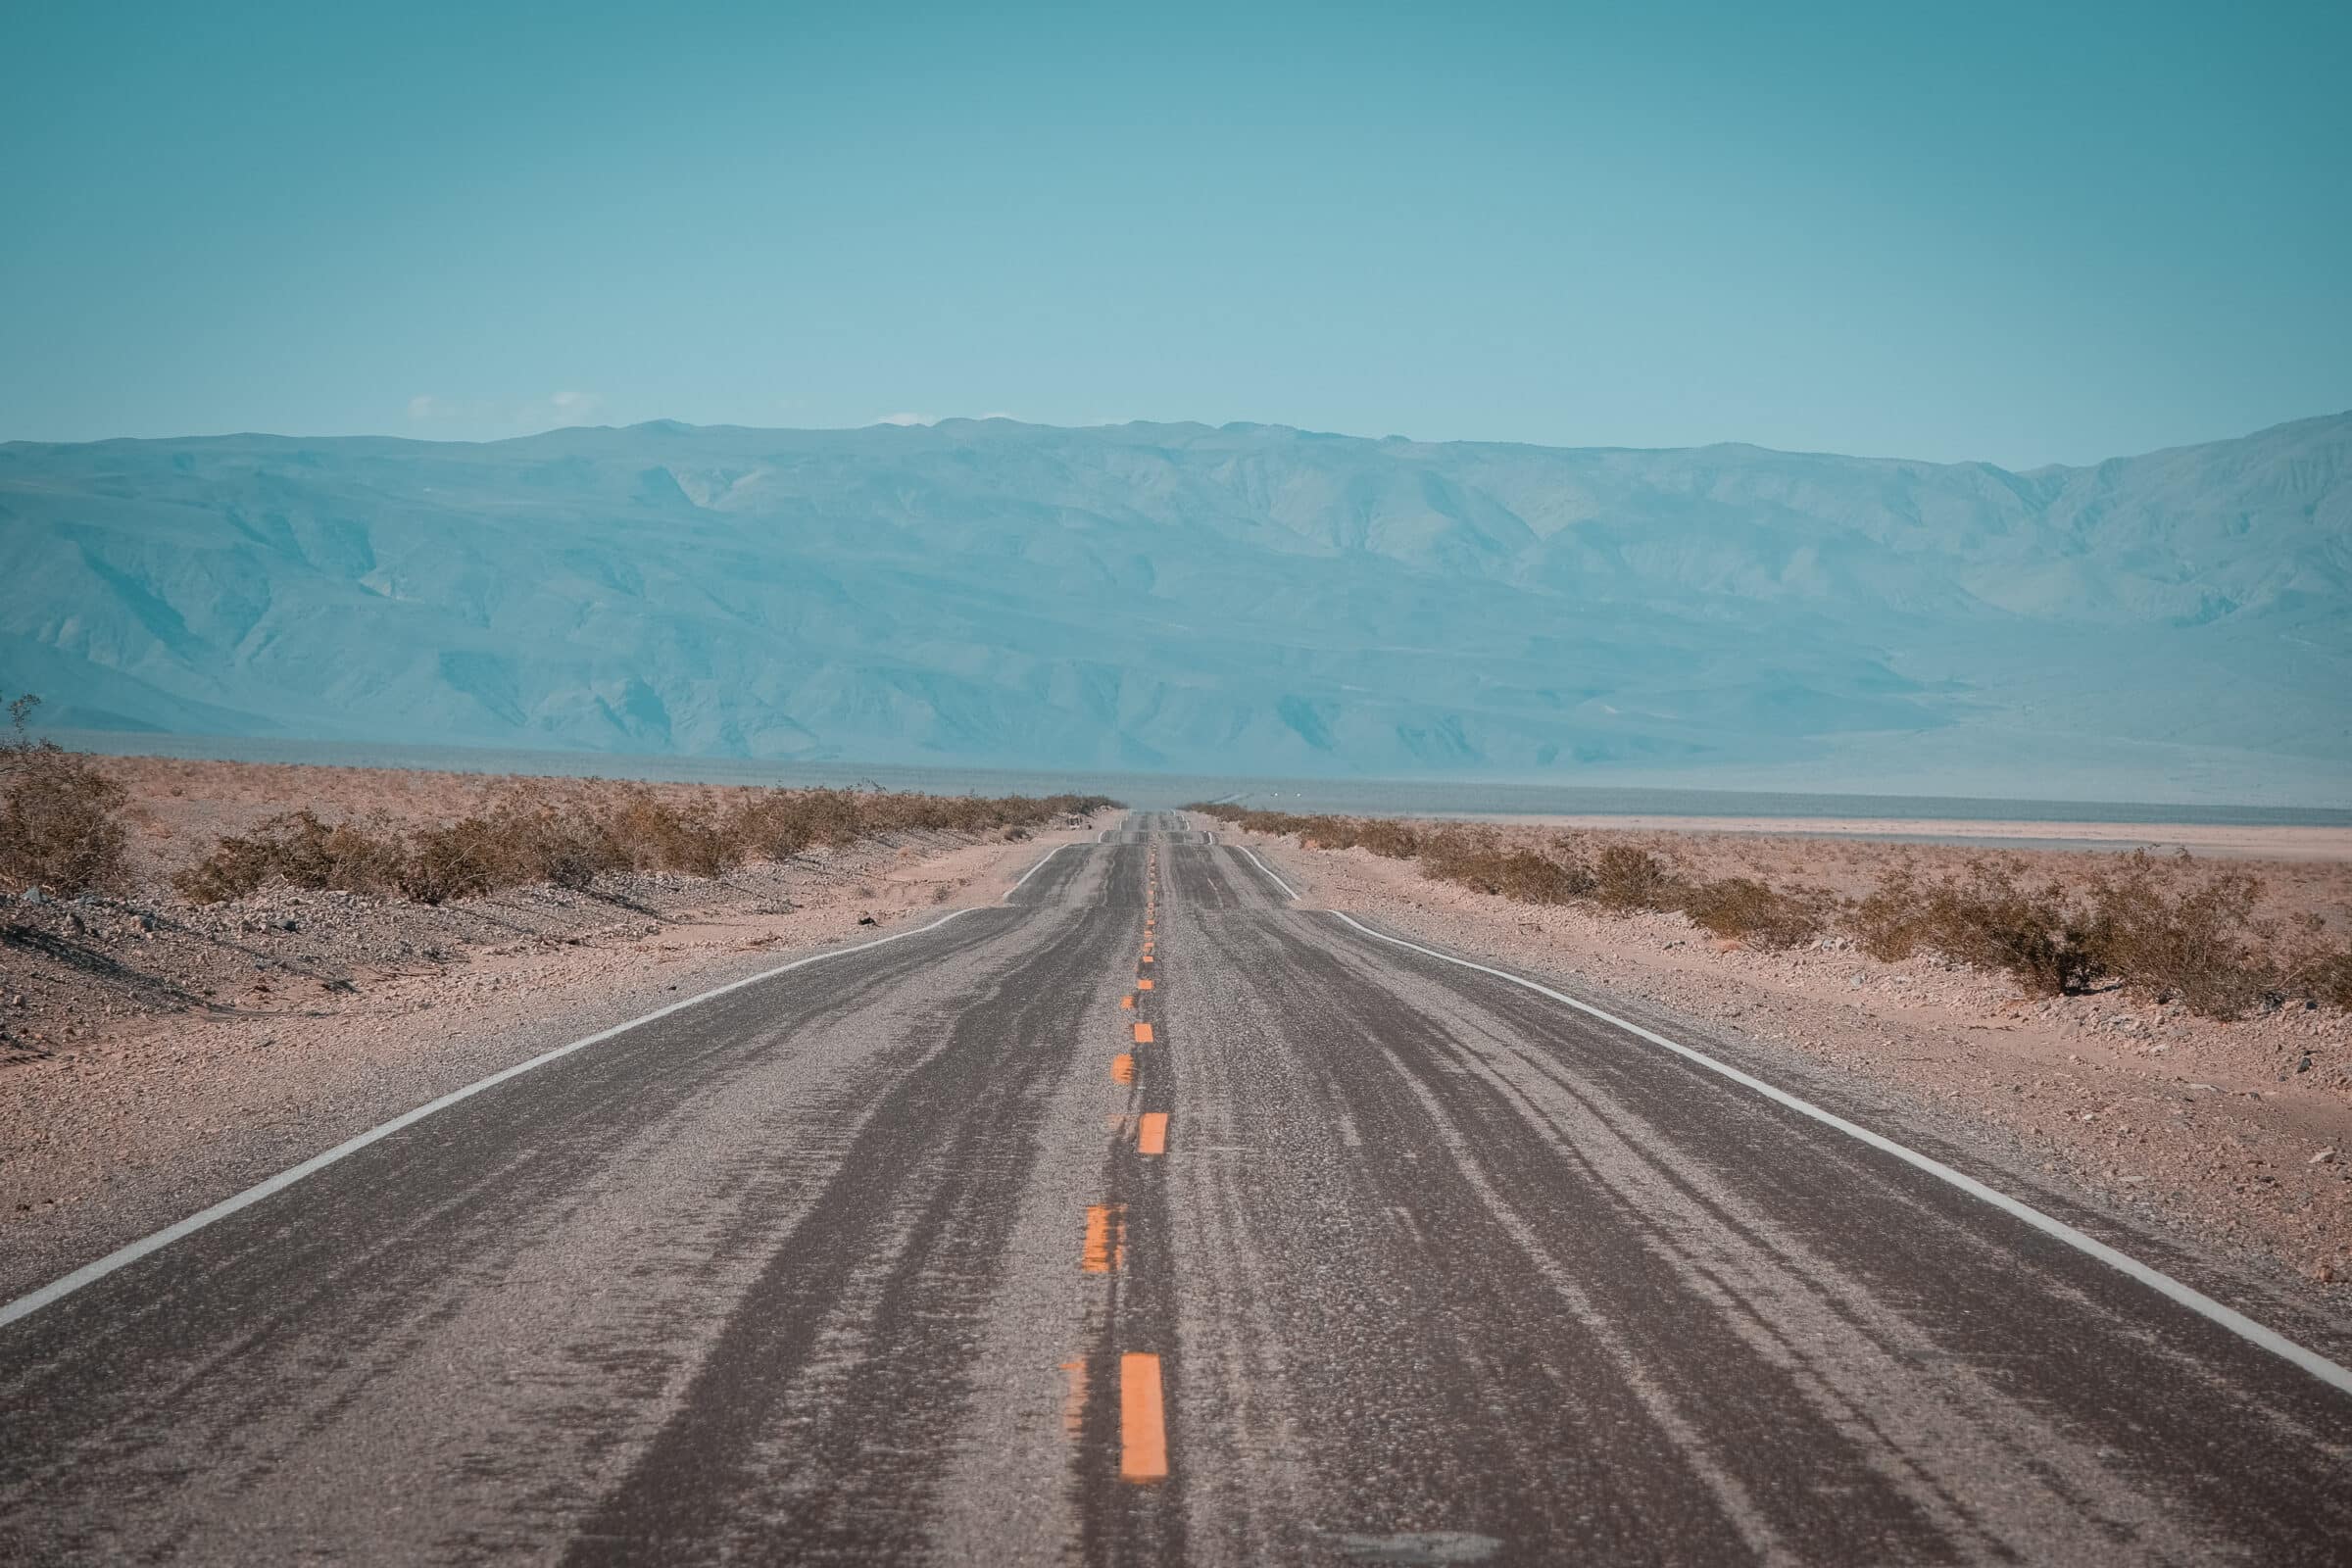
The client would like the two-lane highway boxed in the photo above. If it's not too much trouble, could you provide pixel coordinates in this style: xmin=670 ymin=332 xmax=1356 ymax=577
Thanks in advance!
xmin=4 ymin=813 xmax=2348 ymax=1564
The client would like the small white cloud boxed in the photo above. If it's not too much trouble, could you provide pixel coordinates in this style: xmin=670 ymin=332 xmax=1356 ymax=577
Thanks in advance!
xmin=549 ymin=389 xmax=602 ymax=417
xmin=408 ymin=394 xmax=455 ymax=421
xmin=874 ymin=411 xmax=937 ymax=426
xmin=976 ymin=410 xmax=1019 ymax=421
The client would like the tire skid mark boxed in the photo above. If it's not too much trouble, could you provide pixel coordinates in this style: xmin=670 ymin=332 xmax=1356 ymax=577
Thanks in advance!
xmin=1177 ymin=906 xmax=1788 ymax=1560
xmin=0 ymin=909 xmax=1043 ymax=1561
xmin=1288 ymin=913 xmax=2193 ymax=1558
xmin=558 ymin=899 xmax=1125 ymax=1565
xmin=1298 ymin=911 xmax=2352 ymax=1560
xmin=1305 ymin=914 xmax=2352 ymax=1558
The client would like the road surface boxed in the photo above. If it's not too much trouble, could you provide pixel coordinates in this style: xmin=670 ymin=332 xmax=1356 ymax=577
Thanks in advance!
xmin=3 ymin=812 xmax=2348 ymax=1564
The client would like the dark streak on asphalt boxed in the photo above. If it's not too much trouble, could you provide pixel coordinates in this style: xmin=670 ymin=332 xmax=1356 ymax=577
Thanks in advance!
xmin=3 ymin=814 xmax=2348 ymax=1565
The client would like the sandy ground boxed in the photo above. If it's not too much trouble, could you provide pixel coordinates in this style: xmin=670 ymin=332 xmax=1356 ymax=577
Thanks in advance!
xmin=2 ymin=787 xmax=1110 ymax=1301
xmin=1220 ymin=824 xmax=2352 ymax=1305
xmin=1468 ymin=816 xmax=2352 ymax=862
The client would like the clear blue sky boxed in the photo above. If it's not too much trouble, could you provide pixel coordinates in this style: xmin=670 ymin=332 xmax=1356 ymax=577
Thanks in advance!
xmin=5 ymin=1 xmax=2346 ymax=466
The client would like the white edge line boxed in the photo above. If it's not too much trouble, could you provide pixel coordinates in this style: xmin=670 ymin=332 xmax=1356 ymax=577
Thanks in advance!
xmin=1005 ymin=840 xmax=1076 ymax=895
xmin=0 ymin=906 xmax=985 ymax=1331
xmin=1232 ymin=844 xmax=1298 ymax=902
xmin=1323 ymin=907 xmax=2352 ymax=1399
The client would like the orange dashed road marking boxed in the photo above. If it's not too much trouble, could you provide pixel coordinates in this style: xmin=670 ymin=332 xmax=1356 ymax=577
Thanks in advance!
xmin=1111 ymin=1053 xmax=1135 ymax=1084
xmin=1137 ymin=978 xmax=1153 ymax=990
xmin=1141 ymin=955 xmax=1153 ymax=964
xmin=1133 ymin=1021 xmax=1153 ymax=1044
xmin=1121 ymin=1353 xmax=1168 ymax=1482
xmin=1121 ymin=995 xmax=1135 ymax=1009
xmin=1138 ymin=1111 xmax=1168 ymax=1154
xmin=1083 ymin=1204 xmax=1127 ymax=1273
xmin=1061 ymin=1359 xmax=1089 ymax=1436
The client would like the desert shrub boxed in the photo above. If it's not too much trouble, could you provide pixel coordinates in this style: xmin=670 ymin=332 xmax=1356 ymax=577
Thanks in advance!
xmin=2291 ymin=947 xmax=2352 ymax=1011
xmin=0 ymin=694 xmax=131 ymax=897
xmin=797 ymin=790 xmax=869 ymax=848
xmin=171 ymin=832 xmax=280 ymax=904
xmin=1592 ymin=845 xmax=1672 ymax=912
xmin=1406 ymin=828 xmax=1592 ymax=906
xmin=2084 ymin=853 xmax=2275 ymax=1018
xmin=398 ymin=817 xmax=506 ymax=904
xmin=1489 ymin=850 xmax=1592 ymax=905
xmin=1353 ymin=818 xmax=1423 ymax=858
xmin=170 ymin=809 xmax=406 ymax=903
xmin=483 ymin=786 xmax=632 ymax=889
xmin=1679 ymin=876 xmax=1824 ymax=949
xmin=1850 ymin=867 xmax=1927 ymax=959
xmin=1910 ymin=859 xmax=2105 ymax=997
xmin=1415 ymin=828 xmax=1497 ymax=884
xmin=167 ymin=778 xmax=1117 ymax=906
xmin=254 ymin=809 xmax=405 ymax=892
xmin=723 ymin=791 xmax=823 ymax=860
xmin=596 ymin=787 xmax=741 ymax=876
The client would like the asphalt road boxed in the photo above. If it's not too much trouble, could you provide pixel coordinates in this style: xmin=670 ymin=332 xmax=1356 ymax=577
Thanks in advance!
xmin=4 ymin=811 xmax=2349 ymax=1564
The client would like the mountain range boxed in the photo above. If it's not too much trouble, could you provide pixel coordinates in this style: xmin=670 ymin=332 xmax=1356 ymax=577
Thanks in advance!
xmin=2 ymin=414 xmax=2346 ymax=801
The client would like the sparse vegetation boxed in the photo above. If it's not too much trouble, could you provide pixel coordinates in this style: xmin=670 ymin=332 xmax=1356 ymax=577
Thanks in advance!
xmin=0 ymin=694 xmax=131 ymax=898
xmin=170 ymin=780 xmax=1116 ymax=906
xmin=1188 ymin=802 xmax=2352 ymax=1014
xmin=1678 ymin=875 xmax=1826 ymax=949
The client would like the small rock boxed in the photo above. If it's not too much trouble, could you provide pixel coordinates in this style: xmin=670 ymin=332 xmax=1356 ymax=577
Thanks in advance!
xmin=2312 ymin=1150 xmax=2337 ymax=1165
xmin=18 ymin=887 xmax=45 ymax=906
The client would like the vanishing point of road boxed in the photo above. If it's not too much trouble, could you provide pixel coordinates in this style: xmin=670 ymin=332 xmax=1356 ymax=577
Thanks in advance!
xmin=4 ymin=813 xmax=2349 ymax=1564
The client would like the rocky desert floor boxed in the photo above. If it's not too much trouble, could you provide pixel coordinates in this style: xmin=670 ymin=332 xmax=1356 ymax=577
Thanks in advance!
xmin=1217 ymin=818 xmax=2352 ymax=1311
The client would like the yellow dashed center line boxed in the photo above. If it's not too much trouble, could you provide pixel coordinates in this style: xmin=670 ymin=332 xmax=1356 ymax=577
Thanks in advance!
xmin=1137 ymin=1111 xmax=1168 ymax=1155
xmin=1111 ymin=1053 xmax=1135 ymax=1084
xmin=1083 ymin=1204 xmax=1128 ymax=1273
xmin=1120 ymin=1353 xmax=1168 ymax=1482
xmin=1132 ymin=1021 xmax=1153 ymax=1045
xmin=1137 ymin=977 xmax=1153 ymax=990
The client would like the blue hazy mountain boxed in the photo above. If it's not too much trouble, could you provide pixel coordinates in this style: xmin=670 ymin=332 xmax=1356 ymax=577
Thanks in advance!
xmin=2 ymin=415 xmax=2345 ymax=795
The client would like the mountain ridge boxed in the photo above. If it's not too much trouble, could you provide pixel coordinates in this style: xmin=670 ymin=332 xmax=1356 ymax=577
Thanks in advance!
xmin=2 ymin=413 xmax=2345 ymax=798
